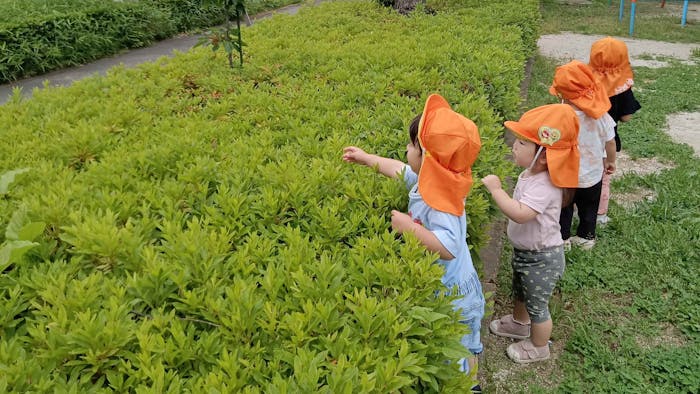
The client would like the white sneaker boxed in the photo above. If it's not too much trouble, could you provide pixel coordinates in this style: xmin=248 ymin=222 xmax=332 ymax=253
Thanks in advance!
xmin=571 ymin=236 xmax=595 ymax=250
xmin=596 ymin=214 xmax=610 ymax=225
xmin=563 ymin=239 xmax=571 ymax=252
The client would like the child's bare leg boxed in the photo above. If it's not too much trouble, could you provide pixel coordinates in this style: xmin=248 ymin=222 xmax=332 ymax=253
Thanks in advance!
xmin=467 ymin=355 xmax=478 ymax=375
xmin=531 ymin=319 xmax=552 ymax=347
xmin=598 ymin=171 xmax=611 ymax=215
xmin=513 ymin=300 xmax=531 ymax=324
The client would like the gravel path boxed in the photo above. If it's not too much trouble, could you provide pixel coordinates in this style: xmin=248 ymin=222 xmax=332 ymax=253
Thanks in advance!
xmin=538 ymin=32 xmax=699 ymax=68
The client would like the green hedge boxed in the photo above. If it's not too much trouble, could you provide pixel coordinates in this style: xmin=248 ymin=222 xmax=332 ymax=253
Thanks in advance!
xmin=0 ymin=1 xmax=537 ymax=391
xmin=0 ymin=2 xmax=175 ymax=83
xmin=0 ymin=0 xmax=299 ymax=83
xmin=428 ymin=0 xmax=541 ymax=58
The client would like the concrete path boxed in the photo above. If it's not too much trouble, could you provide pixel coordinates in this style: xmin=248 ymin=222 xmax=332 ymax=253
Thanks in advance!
xmin=0 ymin=2 xmax=307 ymax=105
xmin=538 ymin=32 xmax=700 ymax=68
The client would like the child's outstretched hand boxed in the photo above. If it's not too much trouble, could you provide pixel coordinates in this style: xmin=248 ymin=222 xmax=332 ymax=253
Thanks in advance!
xmin=481 ymin=175 xmax=502 ymax=193
xmin=342 ymin=146 xmax=369 ymax=165
xmin=390 ymin=210 xmax=415 ymax=234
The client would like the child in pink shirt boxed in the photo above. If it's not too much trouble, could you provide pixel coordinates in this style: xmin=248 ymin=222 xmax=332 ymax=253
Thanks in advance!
xmin=482 ymin=104 xmax=580 ymax=363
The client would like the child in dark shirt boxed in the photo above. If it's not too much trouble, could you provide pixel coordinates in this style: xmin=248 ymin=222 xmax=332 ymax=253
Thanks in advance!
xmin=589 ymin=37 xmax=642 ymax=224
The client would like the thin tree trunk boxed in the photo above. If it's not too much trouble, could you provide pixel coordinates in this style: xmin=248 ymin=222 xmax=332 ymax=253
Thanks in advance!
xmin=236 ymin=9 xmax=243 ymax=66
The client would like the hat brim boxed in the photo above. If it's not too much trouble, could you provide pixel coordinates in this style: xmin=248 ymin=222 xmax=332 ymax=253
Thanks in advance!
xmin=504 ymin=120 xmax=540 ymax=146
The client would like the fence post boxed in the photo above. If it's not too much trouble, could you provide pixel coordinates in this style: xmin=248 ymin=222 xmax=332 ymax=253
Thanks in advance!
xmin=629 ymin=0 xmax=637 ymax=35
xmin=619 ymin=0 xmax=625 ymax=21
xmin=681 ymin=0 xmax=689 ymax=26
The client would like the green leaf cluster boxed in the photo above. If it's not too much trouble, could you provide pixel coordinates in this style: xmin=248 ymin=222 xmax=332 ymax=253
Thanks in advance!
xmin=427 ymin=0 xmax=541 ymax=56
xmin=0 ymin=208 xmax=45 ymax=272
xmin=0 ymin=0 xmax=537 ymax=390
xmin=0 ymin=168 xmax=29 ymax=196
xmin=0 ymin=169 xmax=45 ymax=271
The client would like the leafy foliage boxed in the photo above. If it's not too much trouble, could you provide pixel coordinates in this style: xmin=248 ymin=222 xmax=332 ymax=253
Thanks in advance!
xmin=0 ymin=0 xmax=537 ymax=391
xmin=0 ymin=168 xmax=29 ymax=196
xmin=0 ymin=170 xmax=45 ymax=272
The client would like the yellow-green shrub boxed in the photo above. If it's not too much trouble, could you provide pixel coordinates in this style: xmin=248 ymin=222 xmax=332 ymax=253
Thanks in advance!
xmin=0 ymin=1 xmax=536 ymax=391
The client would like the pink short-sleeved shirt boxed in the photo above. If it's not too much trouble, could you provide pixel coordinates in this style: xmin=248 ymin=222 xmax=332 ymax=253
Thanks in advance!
xmin=507 ymin=170 xmax=563 ymax=251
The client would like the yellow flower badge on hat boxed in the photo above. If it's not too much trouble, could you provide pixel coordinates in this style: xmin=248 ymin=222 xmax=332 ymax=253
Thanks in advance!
xmin=538 ymin=126 xmax=561 ymax=146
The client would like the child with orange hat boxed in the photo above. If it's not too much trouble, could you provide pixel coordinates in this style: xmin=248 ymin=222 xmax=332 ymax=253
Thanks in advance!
xmin=482 ymin=104 xmax=580 ymax=363
xmin=550 ymin=60 xmax=617 ymax=250
xmin=589 ymin=37 xmax=642 ymax=224
xmin=343 ymin=94 xmax=484 ymax=389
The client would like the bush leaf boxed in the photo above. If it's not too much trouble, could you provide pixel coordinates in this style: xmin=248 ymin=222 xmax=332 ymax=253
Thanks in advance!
xmin=0 ymin=240 xmax=37 ymax=271
xmin=0 ymin=168 xmax=29 ymax=195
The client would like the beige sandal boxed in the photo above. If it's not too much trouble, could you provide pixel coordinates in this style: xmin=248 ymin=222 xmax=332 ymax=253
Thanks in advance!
xmin=506 ymin=339 xmax=550 ymax=364
xmin=489 ymin=314 xmax=530 ymax=339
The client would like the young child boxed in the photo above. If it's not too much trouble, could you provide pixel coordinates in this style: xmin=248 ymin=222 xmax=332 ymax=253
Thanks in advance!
xmin=482 ymin=104 xmax=580 ymax=363
xmin=550 ymin=60 xmax=617 ymax=250
xmin=589 ymin=37 xmax=642 ymax=224
xmin=342 ymin=94 xmax=484 ymax=387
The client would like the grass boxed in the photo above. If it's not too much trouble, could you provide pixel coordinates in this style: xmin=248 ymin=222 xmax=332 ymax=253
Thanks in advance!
xmin=540 ymin=0 xmax=700 ymax=43
xmin=482 ymin=1 xmax=700 ymax=392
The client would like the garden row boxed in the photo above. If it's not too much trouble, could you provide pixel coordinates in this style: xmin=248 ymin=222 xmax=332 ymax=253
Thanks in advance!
xmin=0 ymin=0 xmax=299 ymax=83
xmin=0 ymin=0 xmax=539 ymax=391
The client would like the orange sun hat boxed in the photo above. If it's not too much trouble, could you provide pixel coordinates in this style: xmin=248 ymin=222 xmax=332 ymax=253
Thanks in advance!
xmin=504 ymin=104 xmax=580 ymax=188
xmin=589 ymin=36 xmax=635 ymax=96
xmin=417 ymin=94 xmax=481 ymax=216
xmin=549 ymin=60 xmax=611 ymax=119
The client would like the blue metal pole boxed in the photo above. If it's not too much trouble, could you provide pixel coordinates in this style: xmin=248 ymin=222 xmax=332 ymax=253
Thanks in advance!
xmin=629 ymin=1 xmax=636 ymax=35
xmin=682 ymin=0 xmax=689 ymax=27
xmin=619 ymin=0 xmax=625 ymax=22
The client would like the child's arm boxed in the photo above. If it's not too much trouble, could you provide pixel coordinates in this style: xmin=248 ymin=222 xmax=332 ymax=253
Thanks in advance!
xmin=390 ymin=210 xmax=455 ymax=260
xmin=481 ymin=175 xmax=537 ymax=224
xmin=343 ymin=146 xmax=405 ymax=179
xmin=620 ymin=114 xmax=633 ymax=122
xmin=604 ymin=139 xmax=616 ymax=174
